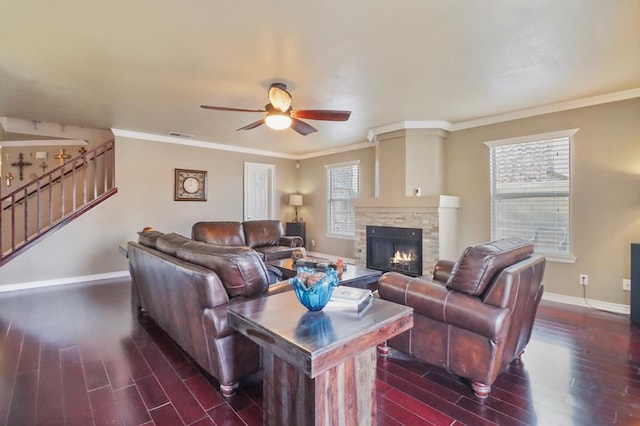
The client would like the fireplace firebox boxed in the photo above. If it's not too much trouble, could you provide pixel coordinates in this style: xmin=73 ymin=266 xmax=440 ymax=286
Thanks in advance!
xmin=366 ymin=226 xmax=422 ymax=277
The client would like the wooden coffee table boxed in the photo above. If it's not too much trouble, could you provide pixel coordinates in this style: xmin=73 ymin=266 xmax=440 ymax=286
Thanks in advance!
xmin=267 ymin=258 xmax=383 ymax=291
xmin=228 ymin=291 xmax=413 ymax=425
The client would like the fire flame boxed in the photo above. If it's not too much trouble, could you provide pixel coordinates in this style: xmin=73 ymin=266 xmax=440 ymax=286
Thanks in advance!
xmin=391 ymin=250 xmax=413 ymax=263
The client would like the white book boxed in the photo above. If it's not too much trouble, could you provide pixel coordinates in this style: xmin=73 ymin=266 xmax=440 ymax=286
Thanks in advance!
xmin=325 ymin=287 xmax=373 ymax=311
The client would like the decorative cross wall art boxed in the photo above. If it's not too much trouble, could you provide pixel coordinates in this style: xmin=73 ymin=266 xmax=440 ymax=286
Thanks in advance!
xmin=11 ymin=153 xmax=33 ymax=181
xmin=54 ymin=149 xmax=71 ymax=166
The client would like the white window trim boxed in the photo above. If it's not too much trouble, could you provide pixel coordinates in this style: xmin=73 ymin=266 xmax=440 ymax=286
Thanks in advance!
xmin=325 ymin=160 xmax=360 ymax=239
xmin=484 ymin=128 xmax=579 ymax=262
xmin=323 ymin=160 xmax=361 ymax=169
xmin=483 ymin=128 xmax=580 ymax=148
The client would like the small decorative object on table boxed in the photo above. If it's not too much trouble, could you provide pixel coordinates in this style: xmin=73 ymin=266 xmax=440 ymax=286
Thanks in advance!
xmin=289 ymin=267 xmax=339 ymax=311
xmin=137 ymin=226 xmax=155 ymax=235
xmin=291 ymin=249 xmax=305 ymax=261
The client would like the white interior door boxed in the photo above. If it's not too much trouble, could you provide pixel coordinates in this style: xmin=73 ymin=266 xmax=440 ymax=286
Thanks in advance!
xmin=244 ymin=162 xmax=275 ymax=221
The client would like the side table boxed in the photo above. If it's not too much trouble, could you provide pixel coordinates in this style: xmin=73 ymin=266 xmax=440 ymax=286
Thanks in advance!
xmin=286 ymin=221 xmax=306 ymax=247
xmin=228 ymin=291 xmax=413 ymax=425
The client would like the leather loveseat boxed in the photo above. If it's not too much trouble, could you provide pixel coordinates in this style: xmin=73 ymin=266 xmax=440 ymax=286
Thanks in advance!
xmin=377 ymin=238 xmax=545 ymax=398
xmin=192 ymin=220 xmax=304 ymax=261
xmin=127 ymin=230 xmax=291 ymax=397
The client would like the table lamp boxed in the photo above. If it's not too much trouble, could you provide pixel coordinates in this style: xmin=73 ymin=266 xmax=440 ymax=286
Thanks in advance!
xmin=289 ymin=194 xmax=303 ymax=222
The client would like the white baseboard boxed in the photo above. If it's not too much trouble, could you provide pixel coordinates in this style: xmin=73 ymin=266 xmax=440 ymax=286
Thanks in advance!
xmin=542 ymin=292 xmax=630 ymax=315
xmin=0 ymin=270 xmax=131 ymax=293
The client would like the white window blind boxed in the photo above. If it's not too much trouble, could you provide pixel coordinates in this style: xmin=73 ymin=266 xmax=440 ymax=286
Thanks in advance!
xmin=326 ymin=161 xmax=359 ymax=237
xmin=488 ymin=134 xmax=572 ymax=257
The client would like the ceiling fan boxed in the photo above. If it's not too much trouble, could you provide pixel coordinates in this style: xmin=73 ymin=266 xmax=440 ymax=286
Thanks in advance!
xmin=200 ymin=83 xmax=351 ymax=136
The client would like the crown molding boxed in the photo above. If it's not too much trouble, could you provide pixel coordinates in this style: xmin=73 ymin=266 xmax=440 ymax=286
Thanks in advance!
xmin=112 ymin=128 xmax=374 ymax=160
xmin=0 ymin=139 xmax=88 ymax=147
xmin=111 ymin=128 xmax=298 ymax=160
xmin=451 ymin=88 xmax=640 ymax=131
xmin=112 ymin=88 xmax=640 ymax=160
xmin=296 ymin=141 xmax=373 ymax=159
xmin=367 ymin=120 xmax=452 ymax=142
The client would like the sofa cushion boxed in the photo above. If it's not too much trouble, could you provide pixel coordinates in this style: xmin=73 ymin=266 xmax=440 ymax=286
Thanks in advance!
xmin=446 ymin=238 xmax=533 ymax=296
xmin=243 ymin=220 xmax=283 ymax=248
xmin=138 ymin=230 xmax=164 ymax=248
xmin=192 ymin=221 xmax=246 ymax=246
xmin=155 ymin=233 xmax=192 ymax=256
xmin=175 ymin=241 xmax=270 ymax=298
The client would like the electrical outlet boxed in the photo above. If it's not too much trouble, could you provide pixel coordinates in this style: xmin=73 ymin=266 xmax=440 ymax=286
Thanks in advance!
xmin=311 ymin=239 xmax=316 ymax=248
xmin=579 ymin=274 xmax=588 ymax=286
xmin=623 ymin=279 xmax=631 ymax=291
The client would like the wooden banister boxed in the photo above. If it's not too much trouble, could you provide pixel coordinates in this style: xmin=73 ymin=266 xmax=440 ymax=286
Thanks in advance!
xmin=1 ymin=139 xmax=117 ymax=265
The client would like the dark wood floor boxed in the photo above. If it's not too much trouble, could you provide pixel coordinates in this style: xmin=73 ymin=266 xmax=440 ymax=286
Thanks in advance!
xmin=0 ymin=278 xmax=638 ymax=425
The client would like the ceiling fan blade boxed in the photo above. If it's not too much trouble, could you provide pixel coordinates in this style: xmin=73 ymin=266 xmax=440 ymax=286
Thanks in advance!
xmin=291 ymin=109 xmax=351 ymax=121
xmin=237 ymin=119 xmax=265 ymax=131
xmin=268 ymin=83 xmax=292 ymax=112
xmin=290 ymin=118 xmax=317 ymax=136
xmin=201 ymin=105 xmax=266 ymax=113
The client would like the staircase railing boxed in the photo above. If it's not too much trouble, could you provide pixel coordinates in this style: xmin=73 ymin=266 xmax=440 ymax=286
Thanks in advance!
xmin=1 ymin=139 xmax=117 ymax=265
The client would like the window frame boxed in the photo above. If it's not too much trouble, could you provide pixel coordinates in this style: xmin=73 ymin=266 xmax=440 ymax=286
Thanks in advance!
xmin=484 ymin=129 xmax=579 ymax=263
xmin=325 ymin=160 xmax=360 ymax=240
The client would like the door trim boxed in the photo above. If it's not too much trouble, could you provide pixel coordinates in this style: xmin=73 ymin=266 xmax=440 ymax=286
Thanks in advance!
xmin=243 ymin=162 xmax=276 ymax=221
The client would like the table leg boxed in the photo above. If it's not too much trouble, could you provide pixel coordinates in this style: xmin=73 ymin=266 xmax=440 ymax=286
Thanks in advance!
xmin=262 ymin=347 xmax=377 ymax=426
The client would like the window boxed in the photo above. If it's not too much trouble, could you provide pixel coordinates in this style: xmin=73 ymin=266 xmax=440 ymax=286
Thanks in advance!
xmin=325 ymin=161 xmax=359 ymax=238
xmin=485 ymin=129 xmax=578 ymax=259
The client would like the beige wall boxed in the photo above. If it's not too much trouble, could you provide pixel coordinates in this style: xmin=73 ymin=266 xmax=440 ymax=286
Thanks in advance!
xmin=446 ymin=98 xmax=640 ymax=304
xmin=0 ymin=136 xmax=298 ymax=286
xmin=2 ymin=98 xmax=639 ymax=307
xmin=298 ymin=147 xmax=376 ymax=258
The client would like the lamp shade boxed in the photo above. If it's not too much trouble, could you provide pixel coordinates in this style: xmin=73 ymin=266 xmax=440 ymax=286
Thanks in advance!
xmin=289 ymin=194 xmax=303 ymax=206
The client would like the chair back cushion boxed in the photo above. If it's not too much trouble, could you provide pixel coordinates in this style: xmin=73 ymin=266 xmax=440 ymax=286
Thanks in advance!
xmin=176 ymin=241 xmax=270 ymax=298
xmin=446 ymin=238 xmax=533 ymax=296
xmin=192 ymin=222 xmax=246 ymax=246
xmin=155 ymin=233 xmax=192 ymax=256
xmin=138 ymin=230 xmax=164 ymax=248
xmin=243 ymin=220 xmax=284 ymax=248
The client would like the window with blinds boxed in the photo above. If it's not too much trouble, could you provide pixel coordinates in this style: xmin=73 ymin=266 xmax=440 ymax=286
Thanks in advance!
xmin=326 ymin=161 xmax=359 ymax=238
xmin=486 ymin=130 xmax=576 ymax=257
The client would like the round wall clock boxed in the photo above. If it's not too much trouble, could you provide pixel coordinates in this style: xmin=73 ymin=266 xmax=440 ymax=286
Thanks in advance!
xmin=175 ymin=168 xmax=207 ymax=201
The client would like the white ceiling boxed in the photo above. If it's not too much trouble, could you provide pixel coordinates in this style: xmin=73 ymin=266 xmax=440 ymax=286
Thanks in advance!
xmin=1 ymin=1 xmax=639 ymax=155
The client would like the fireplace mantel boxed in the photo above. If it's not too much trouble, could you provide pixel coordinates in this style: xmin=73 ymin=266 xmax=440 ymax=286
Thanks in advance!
xmin=353 ymin=195 xmax=459 ymax=211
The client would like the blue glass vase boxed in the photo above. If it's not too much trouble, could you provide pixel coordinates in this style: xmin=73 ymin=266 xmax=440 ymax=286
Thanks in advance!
xmin=289 ymin=267 xmax=339 ymax=311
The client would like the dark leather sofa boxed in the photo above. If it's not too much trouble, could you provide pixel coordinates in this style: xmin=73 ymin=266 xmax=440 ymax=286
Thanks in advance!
xmin=192 ymin=220 xmax=304 ymax=261
xmin=378 ymin=238 xmax=545 ymax=398
xmin=127 ymin=230 xmax=290 ymax=397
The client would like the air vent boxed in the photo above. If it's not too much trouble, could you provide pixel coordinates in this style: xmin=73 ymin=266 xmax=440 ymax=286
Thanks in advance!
xmin=167 ymin=131 xmax=193 ymax=139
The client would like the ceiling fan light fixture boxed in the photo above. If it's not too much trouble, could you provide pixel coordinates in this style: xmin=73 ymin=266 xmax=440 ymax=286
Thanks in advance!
xmin=265 ymin=113 xmax=292 ymax=130
xmin=268 ymin=83 xmax=292 ymax=111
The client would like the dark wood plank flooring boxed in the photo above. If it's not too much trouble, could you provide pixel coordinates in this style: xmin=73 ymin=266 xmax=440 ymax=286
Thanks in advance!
xmin=0 ymin=278 xmax=638 ymax=425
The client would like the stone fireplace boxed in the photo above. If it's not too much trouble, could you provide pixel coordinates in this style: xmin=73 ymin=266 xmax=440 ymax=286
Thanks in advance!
xmin=353 ymin=195 xmax=459 ymax=275
xmin=353 ymin=126 xmax=460 ymax=275
xmin=366 ymin=225 xmax=423 ymax=276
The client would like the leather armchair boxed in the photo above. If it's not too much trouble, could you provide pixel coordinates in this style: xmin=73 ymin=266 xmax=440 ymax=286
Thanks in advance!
xmin=378 ymin=238 xmax=545 ymax=398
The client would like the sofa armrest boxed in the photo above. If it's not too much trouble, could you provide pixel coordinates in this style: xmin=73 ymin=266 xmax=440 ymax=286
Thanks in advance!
xmin=279 ymin=236 xmax=303 ymax=248
xmin=378 ymin=272 xmax=510 ymax=340
xmin=433 ymin=260 xmax=456 ymax=283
